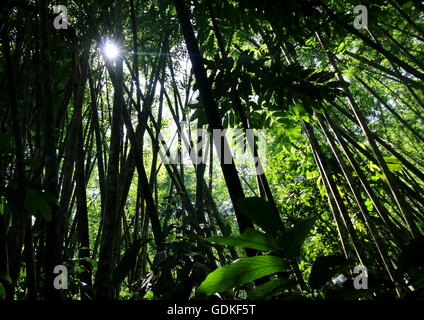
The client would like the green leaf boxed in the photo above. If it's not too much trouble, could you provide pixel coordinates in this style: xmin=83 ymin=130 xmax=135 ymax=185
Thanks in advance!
xmin=237 ymin=197 xmax=282 ymax=236
xmin=113 ymin=239 xmax=147 ymax=285
xmin=280 ymin=217 xmax=316 ymax=259
xmin=247 ymin=278 xmax=296 ymax=300
xmin=336 ymin=41 xmax=348 ymax=53
xmin=205 ymin=228 xmax=278 ymax=251
xmin=387 ymin=163 xmax=402 ymax=171
xmin=36 ymin=196 xmax=52 ymax=222
xmin=384 ymin=156 xmax=403 ymax=171
xmin=308 ymin=255 xmax=351 ymax=289
xmin=24 ymin=191 xmax=38 ymax=216
xmin=24 ymin=191 xmax=53 ymax=221
xmin=0 ymin=273 xmax=12 ymax=284
xmin=0 ymin=198 xmax=5 ymax=216
xmin=0 ymin=283 xmax=5 ymax=300
xmin=365 ymin=198 xmax=373 ymax=211
xmin=197 ymin=256 xmax=287 ymax=295
xmin=190 ymin=108 xmax=208 ymax=127
xmin=40 ymin=191 xmax=60 ymax=206
xmin=402 ymin=1 xmax=414 ymax=9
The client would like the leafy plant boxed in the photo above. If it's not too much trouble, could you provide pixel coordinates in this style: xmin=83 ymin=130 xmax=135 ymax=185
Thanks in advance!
xmin=198 ymin=197 xmax=316 ymax=298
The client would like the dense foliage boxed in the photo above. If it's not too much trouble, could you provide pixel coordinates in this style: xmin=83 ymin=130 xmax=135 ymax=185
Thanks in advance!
xmin=0 ymin=0 xmax=423 ymax=300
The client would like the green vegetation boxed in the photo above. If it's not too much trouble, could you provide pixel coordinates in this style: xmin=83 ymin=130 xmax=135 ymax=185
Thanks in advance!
xmin=0 ymin=0 xmax=423 ymax=300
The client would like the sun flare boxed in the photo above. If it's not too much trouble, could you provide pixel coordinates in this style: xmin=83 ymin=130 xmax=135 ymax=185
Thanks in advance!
xmin=103 ymin=41 xmax=119 ymax=60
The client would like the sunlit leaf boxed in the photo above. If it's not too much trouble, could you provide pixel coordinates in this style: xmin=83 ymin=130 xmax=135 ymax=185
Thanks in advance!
xmin=197 ymin=256 xmax=287 ymax=295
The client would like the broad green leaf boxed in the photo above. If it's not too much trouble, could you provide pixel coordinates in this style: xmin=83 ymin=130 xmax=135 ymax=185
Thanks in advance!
xmin=308 ymin=255 xmax=351 ymax=290
xmin=40 ymin=191 xmax=60 ymax=206
xmin=113 ymin=239 xmax=147 ymax=285
xmin=0 ymin=283 xmax=5 ymax=300
xmin=248 ymin=278 xmax=296 ymax=300
xmin=0 ymin=273 xmax=11 ymax=284
xmin=197 ymin=256 xmax=287 ymax=295
xmin=237 ymin=197 xmax=282 ymax=236
xmin=36 ymin=196 xmax=52 ymax=222
xmin=24 ymin=191 xmax=53 ymax=221
xmin=24 ymin=191 xmax=38 ymax=215
xmin=205 ymin=228 xmax=278 ymax=251
xmin=280 ymin=217 xmax=316 ymax=259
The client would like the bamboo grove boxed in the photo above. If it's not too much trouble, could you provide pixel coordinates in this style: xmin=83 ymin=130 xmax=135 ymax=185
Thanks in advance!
xmin=0 ymin=0 xmax=423 ymax=300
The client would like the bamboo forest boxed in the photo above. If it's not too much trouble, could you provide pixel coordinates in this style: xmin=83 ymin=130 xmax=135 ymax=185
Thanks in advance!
xmin=0 ymin=0 xmax=424 ymax=302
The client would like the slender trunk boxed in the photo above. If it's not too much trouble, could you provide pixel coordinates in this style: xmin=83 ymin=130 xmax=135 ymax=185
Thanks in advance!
xmin=317 ymin=32 xmax=420 ymax=238
xmin=24 ymin=216 xmax=37 ymax=300
xmin=1 ymin=23 xmax=26 ymax=299
xmin=174 ymin=0 xmax=253 ymax=235
xmin=39 ymin=0 xmax=63 ymax=300
xmin=316 ymin=114 xmax=399 ymax=292
xmin=324 ymin=115 xmax=405 ymax=243
xmin=94 ymin=0 xmax=125 ymax=299
xmin=75 ymin=127 xmax=93 ymax=299
xmin=304 ymin=121 xmax=365 ymax=264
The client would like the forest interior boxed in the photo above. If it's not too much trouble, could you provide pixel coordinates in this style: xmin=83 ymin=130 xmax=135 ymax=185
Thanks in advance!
xmin=0 ymin=0 xmax=424 ymax=302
